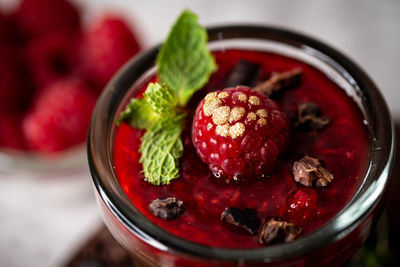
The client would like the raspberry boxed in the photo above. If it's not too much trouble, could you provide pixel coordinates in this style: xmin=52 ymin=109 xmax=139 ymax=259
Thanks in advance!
xmin=82 ymin=15 xmax=141 ymax=89
xmin=16 ymin=0 xmax=80 ymax=39
xmin=0 ymin=112 xmax=28 ymax=150
xmin=192 ymin=86 xmax=290 ymax=182
xmin=0 ymin=43 xmax=28 ymax=111
xmin=0 ymin=12 xmax=6 ymax=40
xmin=283 ymin=188 xmax=318 ymax=221
xmin=25 ymin=31 xmax=81 ymax=90
xmin=0 ymin=12 xmax=24 ymax=46
xmin=22 ymin=78 xmax=97 ymax=153
xmin=0 ymin=12 xmax=10 ymax=42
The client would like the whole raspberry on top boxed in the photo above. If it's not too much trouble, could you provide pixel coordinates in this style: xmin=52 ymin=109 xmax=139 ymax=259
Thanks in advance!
xmin=192 ymin=86 xmax=290 ymax=182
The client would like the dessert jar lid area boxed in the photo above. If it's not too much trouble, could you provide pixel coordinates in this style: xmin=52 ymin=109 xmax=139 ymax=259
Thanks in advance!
xmin=88 ymin=25 xmax=394 ymax=263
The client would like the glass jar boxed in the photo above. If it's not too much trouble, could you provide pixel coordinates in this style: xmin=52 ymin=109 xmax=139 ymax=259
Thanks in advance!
xmin=0 ymin=145 xmax=87 ymax=173
xmin=87 ymin=25 xmax=394 ymax=266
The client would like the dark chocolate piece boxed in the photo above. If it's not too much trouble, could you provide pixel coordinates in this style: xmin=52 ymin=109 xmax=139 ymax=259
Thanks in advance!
xmin=293 ymin=155 xmax=334 ymax=187
xmin=295 ymin=102 xmax=330 ymax=131
xmin=221 ymin=207 xmax=260 ymax=235
xmin=148 ymin=197 xmax=184 ymax=220
xmin=254 ymin=67 xmax=302 ymax=96
xmin=258 ymin=217 xmax=302 ymax=245
xmin=225 ymin=60 xmax=260 ymax=87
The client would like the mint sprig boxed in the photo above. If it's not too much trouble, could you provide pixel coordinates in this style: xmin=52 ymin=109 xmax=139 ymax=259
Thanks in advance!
xmin=140 ymin=115 xmax=185 ymax=185
xmin=117 ymin=10 xmax=216 ymax=185
xmin=117 ymin=83 xmax=177 ymax=129
xmin=116 ymin=97 xmax=157 ymax=129
xmin=157 ymin=10 xmax=217 ymax=106
xmin=144 ymin=83 xmax=177 ymax=115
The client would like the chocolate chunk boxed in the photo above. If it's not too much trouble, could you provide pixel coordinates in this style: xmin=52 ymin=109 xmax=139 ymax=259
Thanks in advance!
xmin=225 ymin=60 xmax=260 ymax=87
xmin=254 ymin=67 xmax=302 ymax=96
xmin=258 ymin=217 xmax=302 ymax=245
xmin=295 ymin=102 xmax=330 ymax=131
xmin=293 ymin=155 xmax=334 ymax=187
xmin=148 ymin=197 xmax=184 ymax=220
xmin=221 ymin=207 xmax=260 ymax=235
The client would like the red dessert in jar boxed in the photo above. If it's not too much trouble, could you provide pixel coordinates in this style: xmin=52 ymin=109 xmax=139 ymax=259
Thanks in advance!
xmin=113 ymin=49 xmax=369 ymax=248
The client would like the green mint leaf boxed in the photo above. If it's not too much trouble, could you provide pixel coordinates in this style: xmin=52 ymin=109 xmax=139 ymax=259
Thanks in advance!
xmin=117 ymin=10 xmax=216 ymax=186
xmin=117 ymin=82 xmax=178 ymax=128
xmin=144 ymin=83 xmax=178 ymax=115
xmin=116 ymin=97 xmax=159 ymax=129
xmin=139 ymin=114 xmax=185 ymax=185
xmin=157 ymin=9 xmax=217 ymax=106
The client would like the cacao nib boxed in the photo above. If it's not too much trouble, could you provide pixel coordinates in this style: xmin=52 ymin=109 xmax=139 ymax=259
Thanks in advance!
xmin=148 ymin=197 xmax=184 ymax=220
xmin=293 ymin=155 xmax=334 ymax=187
xmin=221 ymin=207 xmax=260 ymax=235
xmin=254 ymin=67 xmax=302 ymax=96
xmin=295 ymin=102 xmax=330 ymax=131
xmin=258 ymin=217 xmax=302 ymax=245
xmin=225 ymin=60 xmax=260 ymax=87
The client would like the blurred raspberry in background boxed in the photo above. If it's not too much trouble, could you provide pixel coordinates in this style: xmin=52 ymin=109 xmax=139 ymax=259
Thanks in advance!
xmin=16 ymin=0 xmax=80 ymax=39
xmin=83 ymin=15 xmax=142 ymax=89
xmin=22 ymin=78 xmax=98 ymax=153
xmin=0 ymin=0 xmax=142 ymax=154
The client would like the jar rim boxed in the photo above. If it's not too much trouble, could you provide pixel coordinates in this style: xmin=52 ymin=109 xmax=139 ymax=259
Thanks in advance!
xmin=87 ymin=25 xmax=394 ymax=262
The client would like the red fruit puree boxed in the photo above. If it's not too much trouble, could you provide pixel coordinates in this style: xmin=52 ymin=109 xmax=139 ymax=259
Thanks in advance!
xmin=113 ymin=49 xmax=369 ymax=248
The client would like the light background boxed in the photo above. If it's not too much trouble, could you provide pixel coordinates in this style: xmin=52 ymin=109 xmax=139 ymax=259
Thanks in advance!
xmin=0 ymin=1 xmax=399 ymax=266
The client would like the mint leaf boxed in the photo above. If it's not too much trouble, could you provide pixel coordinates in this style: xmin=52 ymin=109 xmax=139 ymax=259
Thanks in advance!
xmin=157 ymin=10 xmax=217 ymax=106
xmin=117 ymin=83 xmax=178 ymax=128
xmin=116 ymin=98 xmax=158 ymax=129
xmin=117 ymin=10 xmax=217 ymax=186
xmin=144 ymin=83 xmax=177 ymax=115
xmin=139 ymin=114 xmax=185 ymax=185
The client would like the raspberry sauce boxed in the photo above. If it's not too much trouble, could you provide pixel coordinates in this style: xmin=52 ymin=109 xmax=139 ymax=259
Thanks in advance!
xmin=113 ymin=49 xmax=369 ymax=248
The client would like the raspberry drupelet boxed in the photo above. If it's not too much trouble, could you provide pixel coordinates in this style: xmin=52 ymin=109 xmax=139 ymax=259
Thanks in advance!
xmin=192 ymin=86 xmax=290 ymax=182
